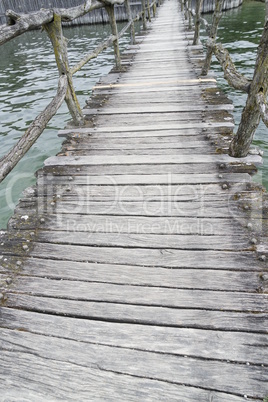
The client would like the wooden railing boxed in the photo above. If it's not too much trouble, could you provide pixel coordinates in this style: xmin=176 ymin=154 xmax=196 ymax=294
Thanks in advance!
xmin=182 ymin=0 xmax=268 ymax=158
xmin=0 ymin=0 xmax=159 ymax=183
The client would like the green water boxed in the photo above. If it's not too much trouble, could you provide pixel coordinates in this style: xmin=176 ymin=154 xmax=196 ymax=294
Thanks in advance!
xmin=0 ymin=23 xmax=134 ymax=229
xmin=200 ymin=0 xmax=267 ymax=188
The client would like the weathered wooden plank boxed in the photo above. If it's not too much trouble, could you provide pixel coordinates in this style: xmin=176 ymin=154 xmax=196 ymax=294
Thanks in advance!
xmin=65 ymin=135 xmax=208 ymax=145
xmin=93 ymin=84 xmax=215 ymax=95
xmin=113 ymin=75 xmax=208 ymax=85
xmin=114 ymin=71 xmax=198 ymax=80
xmin=94 ymin=86 xmax=210 ymax=96
xmin=0 ymin=328 xmax=267 ymax=398
xmin=37 ymin=173 xmax=250 ymax=185
xmin=17 ymin=257 xmax=261 ymax=290
xmin=84 ymin=104 xmax=234 ymax=114
xmin=63 ymin=144 xmax=212 ymax=152
xmin=100 ymin=102 xmax=232 ymax=112
xmin=58 ymin=126 xmax=232 ymax=138
xmin=9 ymin=275 xmax=268 ymax=312
xmin=129 ymin=44 xmax=198 ymax=52
xmin=35 ymin=230 xmax=252 ymax=251
xmin=98 ymin=97 xmax=223 ymax=106
xmin=63 ymin=148 xmax=217 ymax=156
xmin=122 ymin=50 xmax=204 ymax=59
xmin=0 ymin=351 xmax=249 ymax=401
xmin=135 ymin=34 xmax=194 ymax=41
xmin=40 ymin=156 xmax=254 ymax=176
xmin=92 ymin=113 xmax=227 ymax=126
xmin=36 ymin=199 xmax=241 ymax=218
xmin=26 ymin=214 xmax=248 ymax=236
xmin=1 ymin=308 xmax=267 ymax=365
xmin=39 ymin=163 xmax=222 ymax=175
xmin=5 ymin=294 xmax=268 ymax=334
xmin=91 ymin=108 xmax=204 ymax=117
xmin=44 ymin=153 xmax=261 ymax=167
xmin=97 ymin=74 xmax=203 ymax=85
xmin=121 ymin=57 xmax=202 ymax=67
xmin=64 ymin=139 xmax=210 ymax=149
xmin=93 ymin=82 xmax=215 ymax=94
xmin=115 ymin=71 xmax=198 ymax=80
xmin=15 ymin=193 xmax=249 ymax=212
xmin=16 ymin=209 xmax=262 ymax=237
xmin=117 ymin=70 xmax=209 ymax=79
xmin=105 ymin=88 xmax=230 ymax=99
xmin=34 ymin=184 xmax=251 ymax=204
xmin=122 ymin=46 xmax=199 ymax=54
xmin=62 ymin=141 xmax=219 ymax=152
xmin=97 ymin=96 xmax=232 ymax=108
xmin=28 ymin=243 xmax=262 ymax=270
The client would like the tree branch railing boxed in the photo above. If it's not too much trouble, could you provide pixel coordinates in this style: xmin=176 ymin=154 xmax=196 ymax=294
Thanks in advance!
xmin=0 ymin=0 xmax=159 ymax=184
xmin=181 ymin=0 xmax=268 ymax=158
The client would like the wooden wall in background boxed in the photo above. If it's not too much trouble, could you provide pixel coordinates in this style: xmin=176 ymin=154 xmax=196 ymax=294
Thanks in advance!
xmin=0 ymin=0 xmax=243 ymax=25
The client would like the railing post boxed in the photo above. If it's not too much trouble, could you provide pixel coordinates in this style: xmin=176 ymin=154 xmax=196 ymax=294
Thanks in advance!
xmin=125 ymin=0 xmax=136 ymax=44
xmin=141 ymin=0 xmax=147 ymax=30
xmin=44 ymin=13 xmax=84 ymax=126
xmin=201 ymin=0 xmax=224 ymax=75
xmin=229 ymin=21 xmax=268 ymax=157
xmin=153 ymin=2 xmax=157 ymax=18
xmin=105 ymin=4 xmax=121 ymax=69
xmin=184 ymin=0 xmax=188 ymax=20
xmin=188 ymin=0 xmax=192 ymax=29
xmin=147 ymin=0 xmax=152 ymax=22
xmin=192 ymin=0 xmax=204 ymax=45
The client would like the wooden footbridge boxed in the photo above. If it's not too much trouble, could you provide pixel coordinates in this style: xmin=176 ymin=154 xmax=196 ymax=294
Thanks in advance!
xmin=0 ymin=0 xmax=268 ymax=400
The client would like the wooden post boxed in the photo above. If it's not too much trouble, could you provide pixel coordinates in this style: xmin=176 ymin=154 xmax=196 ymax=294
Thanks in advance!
xmin=141 ymin=0 xmax=147 ymax=30
xmin=125 ymin=0 xmax=136 ymax=44
xmin=147 ymin=0 xmax=152 ymax=22
xmin=230 ymin=21 xmax=268 ymax=157
xmin=105 ymin=4 xmax=121 ymax=70
xmin=44 ymin=14 xmax=84 ymax=126
xmin=188 ymin=0 xmax=192 ymax=29
xmin=153 ymin=2 xmax=157 ymax=18
xmin=201 ymin=0 xmax=224 ymax=75
xmin=184 ymin=0 xmax=188 ymax=20
xmin=192 ymin=0 xmax=204 ymax=45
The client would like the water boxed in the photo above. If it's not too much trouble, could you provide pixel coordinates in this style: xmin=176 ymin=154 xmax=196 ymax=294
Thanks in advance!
xmin=200 ymin=0 xmax=267 ymax=188
xmin=0 ymin=22 xmax=136 ymax=229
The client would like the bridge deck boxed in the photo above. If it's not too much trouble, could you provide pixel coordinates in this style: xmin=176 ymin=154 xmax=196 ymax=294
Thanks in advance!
xmin=0 ymin=0 xmax=268 ymax=400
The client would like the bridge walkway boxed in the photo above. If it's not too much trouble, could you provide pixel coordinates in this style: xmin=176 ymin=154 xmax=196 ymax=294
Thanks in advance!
xmin=0 ymin=0 xmax=267 ymax=400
